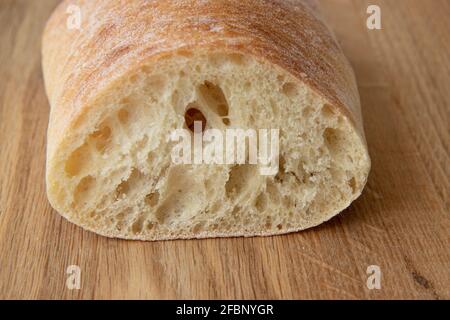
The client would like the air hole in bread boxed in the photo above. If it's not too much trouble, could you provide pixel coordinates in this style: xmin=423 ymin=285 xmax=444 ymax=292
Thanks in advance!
xmin=116 ymin=180 xmax=129 ymax=199
xmin=115 ymin=221 xmax=123 ymax=231
xmin=131 ymin=216 xmax=145 ymax=234
xmin=118 ymin=108 xmax=129 ymax=124
xmin=145 ymin=191 xmax=160 ymax=207
xmin=231 ymin=206 xmax=241 ymax=218
xmin=269 ymin=99 xmax=278 ymax=114
xmin=115 ymin=169 xmax=144 ymax=199
xmin=249 ymin=114 xmax=256 ymax=124
xmin=265 ymin=219 xmax=272 ymax=229
xmin=74 ymin=175 xmax=95 ymax=205
xmin=322 ymin=104 xmax=336 ymax=118
xmin=65 ymin=143 xmax=91 ymax=177
xmin=281 ymin=82 xmax=298 ymax=98
xmin=192 ymin=222 xmax=204 ymax=233
xmin=184 ymin=104 xmax=207 ymax=133
xmin=90 ymin=124 xmax=112 ymax=153
xmin=209 ymin=54 xmax=241 ymax=67
xmin=323 ymin=127 xmax=341 ymax=153
xmin=198 ymin=81 xmax=230 ymax=122
xmin=114 ymin=209 xmax=134 ymax=230
xmin=266 ymin=180 xmax=280 ymax=203
xmin=275 ymin=156 xmax=287 ymax=183
xmin=303 ymin=106 xmax=313 ymax=117
xmin=154 ymin=166 xmax=204 ymax=224
xmin=225 ymin=164 xmax=257 ymax=198
xmin=348 ymin=177 xmax=357 ymax=194
xmin=255 ymin=192 xmax=268 ymax=211
xmin=228 ymin=53 xmax=246 ymax=65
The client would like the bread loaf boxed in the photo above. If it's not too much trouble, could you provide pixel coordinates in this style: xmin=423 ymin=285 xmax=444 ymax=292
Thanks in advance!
xmin=42 ymin=0 xmax=371 ymax=240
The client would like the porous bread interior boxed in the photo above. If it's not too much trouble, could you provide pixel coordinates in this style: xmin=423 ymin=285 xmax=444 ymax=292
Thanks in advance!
xmin=48 ymin=51 xmax=370 ymax=240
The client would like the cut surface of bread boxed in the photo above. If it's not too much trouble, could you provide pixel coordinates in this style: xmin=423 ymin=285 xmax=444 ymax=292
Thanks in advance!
xmin=42 ymin=0 xmax=371 ymax=240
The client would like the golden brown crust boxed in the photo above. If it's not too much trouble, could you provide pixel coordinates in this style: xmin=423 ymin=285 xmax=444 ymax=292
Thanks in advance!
xmin=42 ymin=0 xmax=365 ymax=161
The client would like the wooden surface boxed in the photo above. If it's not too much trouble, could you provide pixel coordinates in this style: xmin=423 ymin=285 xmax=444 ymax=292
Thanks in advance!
xmin=0 ymin=0 xmax=449 ymax=300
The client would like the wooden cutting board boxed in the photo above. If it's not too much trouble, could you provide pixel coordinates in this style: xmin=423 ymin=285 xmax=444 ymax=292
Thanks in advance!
xmin=0 ymin=0 xmax=448 ymax=299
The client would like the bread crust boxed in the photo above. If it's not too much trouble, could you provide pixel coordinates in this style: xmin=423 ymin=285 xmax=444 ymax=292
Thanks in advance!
xmin=42 ymin=0 xmax=370 ymax=239
xmin=43 ymin=0 xmax=366 ymax=157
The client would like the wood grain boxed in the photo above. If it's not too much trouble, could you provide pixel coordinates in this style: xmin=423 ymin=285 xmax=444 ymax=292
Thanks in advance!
xmin=0 ymin=0 xmax=448 ymax=299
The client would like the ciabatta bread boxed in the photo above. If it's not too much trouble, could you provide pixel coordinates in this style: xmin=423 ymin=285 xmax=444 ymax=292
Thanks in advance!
xmin=42 ymin=0 xmax=371 ymax=240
